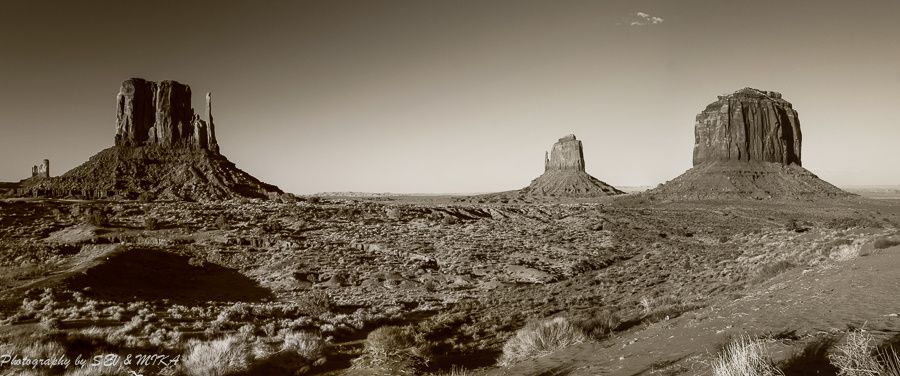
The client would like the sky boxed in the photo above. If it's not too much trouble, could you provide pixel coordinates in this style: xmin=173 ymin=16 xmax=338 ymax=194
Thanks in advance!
xmin=1 ymin=0 xmax=899 ymax=194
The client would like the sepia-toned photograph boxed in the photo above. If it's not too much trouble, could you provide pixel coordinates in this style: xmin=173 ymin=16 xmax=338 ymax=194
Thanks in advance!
xmin=1 ymin=1 xmax=899 ymax=375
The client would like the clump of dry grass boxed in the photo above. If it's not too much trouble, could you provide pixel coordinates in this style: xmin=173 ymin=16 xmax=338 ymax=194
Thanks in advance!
xmin=352 ymin=325 xmax=432 ymax=375
xmin=712 ymin=336 xmax=784 ymax=376
xmin=497 ymin=317 xmax=586 ymax=367
xmin=182 ymin=335 xmax=255 ymax=376
xmin=572 ymin=309 xmax=620 ymax=340
xmin=181 ymin=331 xmax=326 ymax=376
xmin=829 ymin=330 xmax=900 ymax=376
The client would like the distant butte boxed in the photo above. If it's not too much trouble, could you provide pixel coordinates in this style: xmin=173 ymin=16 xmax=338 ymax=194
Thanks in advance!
xmin=651 ymin=88 xmax=848 ymax=200
xmin=17 ymin=78 xmax=282 ymax=201
xmin=477 ymin=134 xmax=622 ymax=201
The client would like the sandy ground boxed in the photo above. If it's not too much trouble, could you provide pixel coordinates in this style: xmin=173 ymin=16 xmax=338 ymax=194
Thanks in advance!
xmin=493 ymin=241 xmax=900 ymax=375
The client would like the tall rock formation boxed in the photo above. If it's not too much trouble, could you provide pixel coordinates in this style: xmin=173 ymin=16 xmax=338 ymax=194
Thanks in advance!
xmin=545 ymin=134 xmax=587 ymax=172
xmin=652 ymin=88 xmax=847 ymax=200
xmin=693 ymin=88 xmax=801 ymax=166
xmin=115 ymin=78 xmax=219 ymax=153
xmin=481 ymin=134 xmax=622 ymax=201
xmin=21 ymin=78 xmax=281 ymax=201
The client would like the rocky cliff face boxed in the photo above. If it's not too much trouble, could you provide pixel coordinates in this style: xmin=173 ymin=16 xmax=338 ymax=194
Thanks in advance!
xmin=545 ymin=134 xmax=586 ymax=172
xmin=693 ymin=88 xmax=801 ymax=166
xmin=115 ymin=78 xmax=219 ymax=153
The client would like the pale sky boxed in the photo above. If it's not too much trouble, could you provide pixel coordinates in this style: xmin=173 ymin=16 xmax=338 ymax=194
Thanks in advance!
xmin=1 ymin=0 xmax=898 ymax=193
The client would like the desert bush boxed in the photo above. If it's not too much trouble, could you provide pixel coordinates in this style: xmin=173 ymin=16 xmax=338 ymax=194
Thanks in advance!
xmin=829 ymin=330 xmax=900 ymax=376
xmin=874 ymin=236 xmax=900 ymax=250
xmin=497 ymin=317 xmax=586 ymax=367
xmin=712 ymin=336 xmax=783 ymax=376
xmin=182 ymin=335 xmax=256 ymax=376
xmin=296 ymin=290 xmax=333 ymax=317
xmin=573 ymin=309 xmax=620 ymax=339
xmin=353 ymin=325 xmax=432 ymax=374
xmin=182 ymin=330 xmax=326 ymax=376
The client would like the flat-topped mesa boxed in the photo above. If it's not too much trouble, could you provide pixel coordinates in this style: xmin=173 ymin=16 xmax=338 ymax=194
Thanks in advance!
xmin=115 ymin=78 xmax=219 ymax=153
xmin=545 ymin=134 xmax=586 ymax=172
xmin=693 ymin=87 xmax=801 ymax=166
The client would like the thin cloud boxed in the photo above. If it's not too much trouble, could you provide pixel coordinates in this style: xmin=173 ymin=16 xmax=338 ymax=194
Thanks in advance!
xmin=622 ymin=11 xmax=664 ymax=26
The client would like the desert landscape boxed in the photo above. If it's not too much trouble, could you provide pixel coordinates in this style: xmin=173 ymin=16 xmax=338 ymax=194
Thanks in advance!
xmin=0 ymin=79 xmax=898 ymax=376
xmin=2 ymin=2 xmax=900 ymax=376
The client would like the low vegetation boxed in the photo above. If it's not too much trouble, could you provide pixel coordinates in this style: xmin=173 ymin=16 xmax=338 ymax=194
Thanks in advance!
xmin=829 ymin=330 xmax=900 ymax=376
xmin=352 ymin=325 xmax=433 ymax=375
xmin=180 ymin=330 xmax=326 ymax=376
xmin=712 ymin=336 xmax=783 ymax=376
xmin=497 ymin=317 xmax=587 ymax=367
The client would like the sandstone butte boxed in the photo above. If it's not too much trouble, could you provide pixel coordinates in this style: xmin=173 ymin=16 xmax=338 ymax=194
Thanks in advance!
xmin=17 ymin=78 xmax=282 ymax=201
xmin=652 ymin=88 xmax=848 ymax=200
xmin=520 ymin=134 xmax=623 ymax=198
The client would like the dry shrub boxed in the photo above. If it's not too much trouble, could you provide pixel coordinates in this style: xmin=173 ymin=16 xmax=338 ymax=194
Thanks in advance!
xmin=497 ymin=317 xmax=586 ymax=367
xmin=829 ymin=330 xmax=900 ymax=376
xmin=573 ymin=309 xmax=620 ymax=340
xmin=182 ymin=335 xmax=255 ymax=376
xmin=712 ymin=336 xmax=783 ymax=376
xmin=352 ymin=325 xmax=432 ymax=375
xmin=181 ymin=331 xmax=325 ymax=376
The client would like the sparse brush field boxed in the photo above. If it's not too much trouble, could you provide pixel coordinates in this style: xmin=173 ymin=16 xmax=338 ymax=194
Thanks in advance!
xmin=0 ymin=196 xmax=899 ymax=375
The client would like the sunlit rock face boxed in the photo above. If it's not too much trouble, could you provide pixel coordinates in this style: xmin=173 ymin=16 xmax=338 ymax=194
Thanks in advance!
xmin=544 ymin=134 xmax=586 ymax=172
xmin=693 ymin=87 xmax=801 ymax=166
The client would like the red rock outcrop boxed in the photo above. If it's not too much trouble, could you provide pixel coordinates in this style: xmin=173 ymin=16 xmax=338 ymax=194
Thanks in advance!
xmin=693 ymin=88 xmax=801 ymax=166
